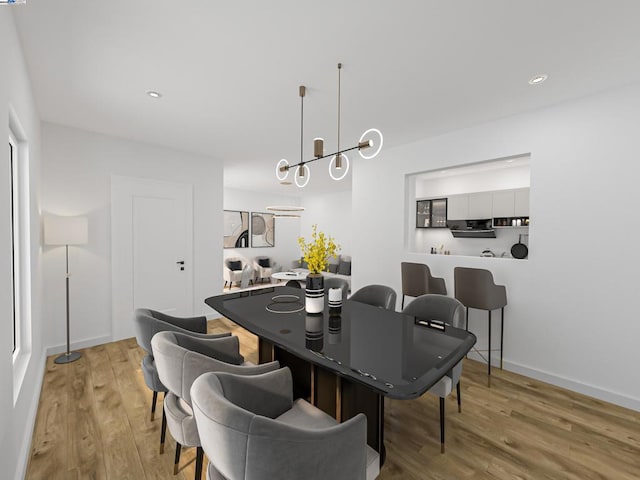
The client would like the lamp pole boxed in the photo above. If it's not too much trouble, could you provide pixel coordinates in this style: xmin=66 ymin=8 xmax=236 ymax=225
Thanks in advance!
xmin=54 ymin=243 xmax=81 ymax=364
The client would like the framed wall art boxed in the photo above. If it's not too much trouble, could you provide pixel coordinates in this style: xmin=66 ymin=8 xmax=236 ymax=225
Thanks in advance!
xmin=250 ymin=212 xmax=275 ymax=247
xmin=223 ymin=210 xmax=249 ymax=248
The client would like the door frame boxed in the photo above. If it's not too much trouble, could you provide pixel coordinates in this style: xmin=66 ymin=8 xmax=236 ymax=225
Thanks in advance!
xmin=111 ymin=175 xmax=194 ymax=341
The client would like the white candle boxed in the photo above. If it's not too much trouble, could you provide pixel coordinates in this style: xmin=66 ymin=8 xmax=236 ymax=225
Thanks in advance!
xmin=329 ymin=287 xmax=342 ymax=302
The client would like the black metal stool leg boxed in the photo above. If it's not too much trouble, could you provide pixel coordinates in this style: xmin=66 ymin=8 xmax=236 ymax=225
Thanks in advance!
xmin=456 ymin=381 xmax=462 ymax=413
xmin=500 ymin=307 xmax=504 ymax=370
xmin=487 ymin=310 xmax=492 ymax=387
xmin=195 ymin=446 xmax=204 ymax=480
xmin=439 ymin=397 xmax=445 ymax=453
xmin=401 ymin=295 xmax=405 ymax=310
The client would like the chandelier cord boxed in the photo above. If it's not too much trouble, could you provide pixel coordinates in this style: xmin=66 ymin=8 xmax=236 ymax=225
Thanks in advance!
xmin=337 ymin=63 xmax=342 ymax=154
xmin=300 ymin=87 xmax=304 ymax=173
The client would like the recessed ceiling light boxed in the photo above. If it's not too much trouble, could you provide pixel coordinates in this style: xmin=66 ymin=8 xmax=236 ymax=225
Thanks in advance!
xmin=146 ymin=90 xmax=162 ymax=98
xmin=528 ymin=74 xmax=548 ymax=85
xmin=505 ymin=159 xmax=514 ymax=163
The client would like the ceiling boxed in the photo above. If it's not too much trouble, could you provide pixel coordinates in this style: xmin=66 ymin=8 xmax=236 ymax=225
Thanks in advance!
xmin=12 ymin=0 xmax=640 ymax=195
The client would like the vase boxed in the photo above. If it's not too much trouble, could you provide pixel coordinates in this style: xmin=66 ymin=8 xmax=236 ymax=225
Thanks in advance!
xmin=305 ymin=273 xmax=324 ymax=314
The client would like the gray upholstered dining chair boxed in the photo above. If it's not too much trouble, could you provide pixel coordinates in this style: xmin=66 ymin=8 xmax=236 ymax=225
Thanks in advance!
xmin=324 ymin=276 xmax=350 ymax=302
xmin=454 ymin=267 xmax=507 ymax=386
xmin=400 ymin=262 xmax=447 ymax=309
xmin=152 ymin=331 xmax=280 ymax=480
xmin=350 ymin=284 xmax=397 ymax=311
xmin=133 ymin=308 xmax=220 ymax=423
xmin=402 ymin=294 xmax=466 ymax=453
xmin=191 ymin=367 xmax=380 ymax=480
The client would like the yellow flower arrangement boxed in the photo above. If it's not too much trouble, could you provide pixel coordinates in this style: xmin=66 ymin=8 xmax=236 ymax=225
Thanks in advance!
xmin=298 ymin=224 xmax=340 ymax=274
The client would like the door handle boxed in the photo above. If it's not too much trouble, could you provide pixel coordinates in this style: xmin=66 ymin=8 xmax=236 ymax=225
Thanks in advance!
xmin=176 ymin=260 xmax=185 ymax=271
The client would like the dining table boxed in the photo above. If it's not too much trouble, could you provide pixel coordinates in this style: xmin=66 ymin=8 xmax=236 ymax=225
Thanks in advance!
xmin=205 ymin=286 xmax=476 ymax=464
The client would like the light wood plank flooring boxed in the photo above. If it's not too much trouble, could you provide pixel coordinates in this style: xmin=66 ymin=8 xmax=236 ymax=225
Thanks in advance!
xmin=26 ymin=318 xmax=640 ymax=479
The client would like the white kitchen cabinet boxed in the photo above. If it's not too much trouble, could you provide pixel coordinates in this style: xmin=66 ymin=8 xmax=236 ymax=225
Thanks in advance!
xmin=492 ymin=190 xmax=515 ymax=217
xmin=514 ymin=188 xmax=530 ymax=216
xmin=447 ymin=194 xmax=468 ymax=220
xmin=468 ymin=192 xmax=493 ymax=219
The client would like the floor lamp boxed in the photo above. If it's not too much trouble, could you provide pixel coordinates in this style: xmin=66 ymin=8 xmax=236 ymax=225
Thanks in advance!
xmin=44 ymin=215 xmax=88 ymax=364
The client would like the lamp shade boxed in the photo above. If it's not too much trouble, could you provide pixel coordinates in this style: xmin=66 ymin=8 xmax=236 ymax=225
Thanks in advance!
xmin=44 ymin=216 xmax=88 ymax=246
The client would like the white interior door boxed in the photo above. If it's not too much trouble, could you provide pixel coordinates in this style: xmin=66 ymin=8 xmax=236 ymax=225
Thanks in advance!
xmin=111 ymin=176 xmax=193 ymax=341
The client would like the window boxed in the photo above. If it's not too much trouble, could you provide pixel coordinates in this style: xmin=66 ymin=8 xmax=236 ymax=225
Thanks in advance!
xmin=9 ymin=135 xmax=19 ymax=353
xmin=9 ymin=115 xmax=32 ymax=394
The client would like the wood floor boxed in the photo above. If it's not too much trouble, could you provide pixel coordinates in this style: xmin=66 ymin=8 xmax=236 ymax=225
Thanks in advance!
xmin=26 ymin=318 xmax=640 ymax=480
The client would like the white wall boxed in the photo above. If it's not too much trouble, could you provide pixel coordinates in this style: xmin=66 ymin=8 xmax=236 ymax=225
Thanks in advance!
xmin=223 ymin=188 xmax=302 ymax=272
xmin=299 ymin=191 xmax=353 ymax=258
xmin=353 ymin=83 xmax=640 ymax=411
xmin=415 ymin=164 xmax=530 ymax=197
xmin=0 ymin=10 xmax=46 ymax=480
xmin=41 ymin=123 xmax=224 ymax=350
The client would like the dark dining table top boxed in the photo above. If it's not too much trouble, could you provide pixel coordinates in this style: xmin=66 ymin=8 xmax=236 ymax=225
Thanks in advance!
xmin=205 ymin=287 xmax=476 ymax=400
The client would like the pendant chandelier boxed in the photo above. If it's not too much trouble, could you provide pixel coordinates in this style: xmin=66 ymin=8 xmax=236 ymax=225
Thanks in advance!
xmin=276 ymin=63 xmax=383 ymax=188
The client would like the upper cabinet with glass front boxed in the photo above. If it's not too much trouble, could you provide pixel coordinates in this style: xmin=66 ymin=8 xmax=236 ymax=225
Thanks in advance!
xmin=416 ymin=198 xmax=447 ymax=228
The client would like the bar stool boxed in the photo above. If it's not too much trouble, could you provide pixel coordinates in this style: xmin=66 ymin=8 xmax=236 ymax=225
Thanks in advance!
xmin=454 ymin=267 xmax=507 ymax=386
xmin=400 ymin=262 xmax=447 ymax=309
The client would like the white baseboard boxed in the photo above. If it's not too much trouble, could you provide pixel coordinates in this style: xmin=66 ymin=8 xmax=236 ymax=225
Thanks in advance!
xmin=45 ymin=334 xmax=113 ymax=357
xmin=14 ymin=351 xmax=47 ymax=480
xmin=466 ymin=351 xmax=640 ymax=412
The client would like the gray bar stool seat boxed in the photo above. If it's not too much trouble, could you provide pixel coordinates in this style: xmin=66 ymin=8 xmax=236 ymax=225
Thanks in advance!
xmin=454 ymin=267 xmax=507 ymax=386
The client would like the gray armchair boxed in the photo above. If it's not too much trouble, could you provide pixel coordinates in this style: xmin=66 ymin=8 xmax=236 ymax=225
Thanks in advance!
xmin=223 ymin=257 xmax=254 ymax=289
xmin=133 ymin=308 xmax=221 ymax=422
xmin=350 ymin=284 xmax=397 ymax=311
xmin=402 ymin=294 xmax=465 ymax=453
xmin=253 ymin=256 xmax=281 ymax=283
xmin=191 ymin=367 xmax=380 ymax=480
xmin=151 ymin=331 xmax=280 ymax=479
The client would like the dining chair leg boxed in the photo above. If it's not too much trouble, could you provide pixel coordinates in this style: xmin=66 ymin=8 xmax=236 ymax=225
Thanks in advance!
xmin=173 ymin=443 xmax=182 ymax=475
xmin=500 ymin=307 xmax=504 ymax=370
xmin=487 ymin=310 xmax=492 ymax=388
xmin=456 ymin=381 xmax=462 ymax=413
xmin=159 ymin=408 xmax=167 ymax=454
xmin=195 ymin=446 xmax=204 ymax=480
xmin=439 ymin=397 xmax=445 ymax=454
xmin=150 ymin=390 xmax=158 ymax=421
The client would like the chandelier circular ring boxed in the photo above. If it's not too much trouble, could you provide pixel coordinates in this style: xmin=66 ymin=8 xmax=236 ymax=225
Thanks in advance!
xmin=276 ymin=159 xmax=290 ymax=182
xmin=328 ymin=153 xmax=350 ymax=181
xmin=294 ymin=165 xmax=310 ymax=188
xmin=358 ymin=128 xmax=384 ymax=160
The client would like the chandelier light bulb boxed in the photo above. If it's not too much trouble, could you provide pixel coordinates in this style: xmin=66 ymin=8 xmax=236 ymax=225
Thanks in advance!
xmin=314 ymin=138 xmax=324 ymax=158
xmin=329 ymin=153 xmax=350 ymax=181
xmin=294 ymin=164 xmax=310 ymax=188
xmin=358 ymin=128 xmax=383 ymax=159
xmin=276 ymin=159 xmax=290 ymax=181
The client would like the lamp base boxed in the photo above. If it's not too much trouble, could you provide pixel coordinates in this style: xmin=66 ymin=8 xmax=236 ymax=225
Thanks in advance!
xmin=54 ymin=351 xmax=81 ymax=364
